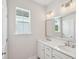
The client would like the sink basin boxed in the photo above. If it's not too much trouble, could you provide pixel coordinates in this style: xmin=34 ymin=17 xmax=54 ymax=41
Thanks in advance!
xmin=58 ymin=46 xmax=75 ymax=51
xmin=58 ymin=45 xmax=76 ymax=57
xmin=46 ymin=39 xmax=52 ymax=41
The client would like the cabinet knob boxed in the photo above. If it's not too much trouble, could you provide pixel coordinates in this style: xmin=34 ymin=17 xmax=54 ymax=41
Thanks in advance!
xmin=2 ymin=52 xmax=6 ymax=56
xmin=52 ymin=56 xmax=55 ymax=57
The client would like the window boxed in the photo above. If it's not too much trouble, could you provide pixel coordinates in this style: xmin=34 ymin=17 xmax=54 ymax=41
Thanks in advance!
xmin=16 ymin=7 xmax=32 ymax=34
xmin=54 ymin=17 xmax=61 ymax=32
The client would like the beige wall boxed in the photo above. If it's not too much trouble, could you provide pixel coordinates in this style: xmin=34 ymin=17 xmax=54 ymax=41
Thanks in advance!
xmin=7 ymin=0 xmax=45 ymax=59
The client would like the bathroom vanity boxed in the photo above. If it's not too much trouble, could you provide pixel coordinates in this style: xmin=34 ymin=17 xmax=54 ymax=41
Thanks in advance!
xmin=37 ymin=4 xmax=76 ymax=59
xmin=37 ymin=38 xmax=76 ymax=59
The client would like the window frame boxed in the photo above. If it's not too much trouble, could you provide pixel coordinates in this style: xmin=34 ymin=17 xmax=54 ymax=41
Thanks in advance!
xmin=53 ymin=17 xmax=61 ymax=32
xmin=15 ymin=7 xmax=32 ymax=35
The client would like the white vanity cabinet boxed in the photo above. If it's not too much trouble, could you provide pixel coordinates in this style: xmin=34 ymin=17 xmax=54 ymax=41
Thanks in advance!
xmin=38 ymin=40 xmax=75 ymax=59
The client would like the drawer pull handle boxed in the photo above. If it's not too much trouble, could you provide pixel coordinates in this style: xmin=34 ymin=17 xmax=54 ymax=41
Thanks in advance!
xmin=52 ymin=56 xmax=55 ymax=57
xmin=52 ymin=55 xmax=63 ymax=59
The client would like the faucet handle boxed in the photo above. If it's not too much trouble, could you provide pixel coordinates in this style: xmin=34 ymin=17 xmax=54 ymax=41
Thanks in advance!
xmin=64 ymin=42 xmax=68 ymax=46
xmin=71 ymin=45 xmax=76 ymax=48
xmin=64 ymin=41 xmax=71 ymax=47
xmin=67 ymin=41 xmax=76 ymax=48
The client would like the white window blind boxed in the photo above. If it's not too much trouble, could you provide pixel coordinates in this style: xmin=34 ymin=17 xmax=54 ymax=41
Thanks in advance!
xmin=16 ymin=7 xmax=31 ymax=34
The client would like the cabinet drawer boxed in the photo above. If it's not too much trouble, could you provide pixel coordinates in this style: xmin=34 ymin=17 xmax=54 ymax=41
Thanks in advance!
xmin=52 ymin=49 xmax=72 ymax=59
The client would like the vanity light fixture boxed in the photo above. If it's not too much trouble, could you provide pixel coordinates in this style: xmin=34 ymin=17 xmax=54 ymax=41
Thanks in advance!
xmin=46 ymin=11 xmax=54 ymax=19
xmin=60 ymin=0 xmax=75 ymax=13
xmin=61 ymin=0 xmax=73 ymax=8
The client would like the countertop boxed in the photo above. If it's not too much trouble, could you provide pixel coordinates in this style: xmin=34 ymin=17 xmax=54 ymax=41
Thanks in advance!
xmin=38 ymin=38 xmax=76 ymax=58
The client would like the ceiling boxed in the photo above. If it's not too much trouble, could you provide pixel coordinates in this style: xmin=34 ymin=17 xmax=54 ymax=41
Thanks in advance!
xmin=32 ymin=0 xmax=54 ymax=6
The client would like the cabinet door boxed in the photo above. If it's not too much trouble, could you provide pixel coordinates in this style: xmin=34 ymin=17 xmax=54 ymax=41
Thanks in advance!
xmin=52 ymin=49 xmax=72 ymax=59
xmin=45 ymin=53 xmax=51 ymax=59
xmin=38 ymin=42 xmax=45 ymax=59
xmin=2 ymin=0 xmax=8 ymax=59
xmin=45 ymin=46 xmax=51 ymax=59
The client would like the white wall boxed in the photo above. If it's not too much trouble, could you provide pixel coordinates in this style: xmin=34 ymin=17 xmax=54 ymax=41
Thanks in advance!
xmin=7 ymin=0 xmax=45 ymax=59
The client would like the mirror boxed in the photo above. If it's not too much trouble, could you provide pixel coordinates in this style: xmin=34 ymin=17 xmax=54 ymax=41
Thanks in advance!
xmin=45 ymin=12 xmax=76 ymax=41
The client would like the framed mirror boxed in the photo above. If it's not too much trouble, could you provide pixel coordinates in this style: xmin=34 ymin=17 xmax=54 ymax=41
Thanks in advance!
xmin=45 ymin=12 xmax=76 ymax=41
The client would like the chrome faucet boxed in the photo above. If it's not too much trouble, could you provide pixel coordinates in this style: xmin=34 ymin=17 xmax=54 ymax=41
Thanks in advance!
xmin=67 ymin=41 xmax=70 ymax=46
xmin=64 ymin=41 xmax=70 ymax=46
xmin=64 ymin=41 xmax=76 ymax=48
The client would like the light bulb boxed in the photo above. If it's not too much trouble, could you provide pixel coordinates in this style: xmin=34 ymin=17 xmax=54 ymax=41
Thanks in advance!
xmin=46 ymin=11 xmax=54 ymax=19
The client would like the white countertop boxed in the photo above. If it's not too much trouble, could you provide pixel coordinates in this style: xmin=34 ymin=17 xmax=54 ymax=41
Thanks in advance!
xmin=38 ymin=38 xmax=76 ymax=58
